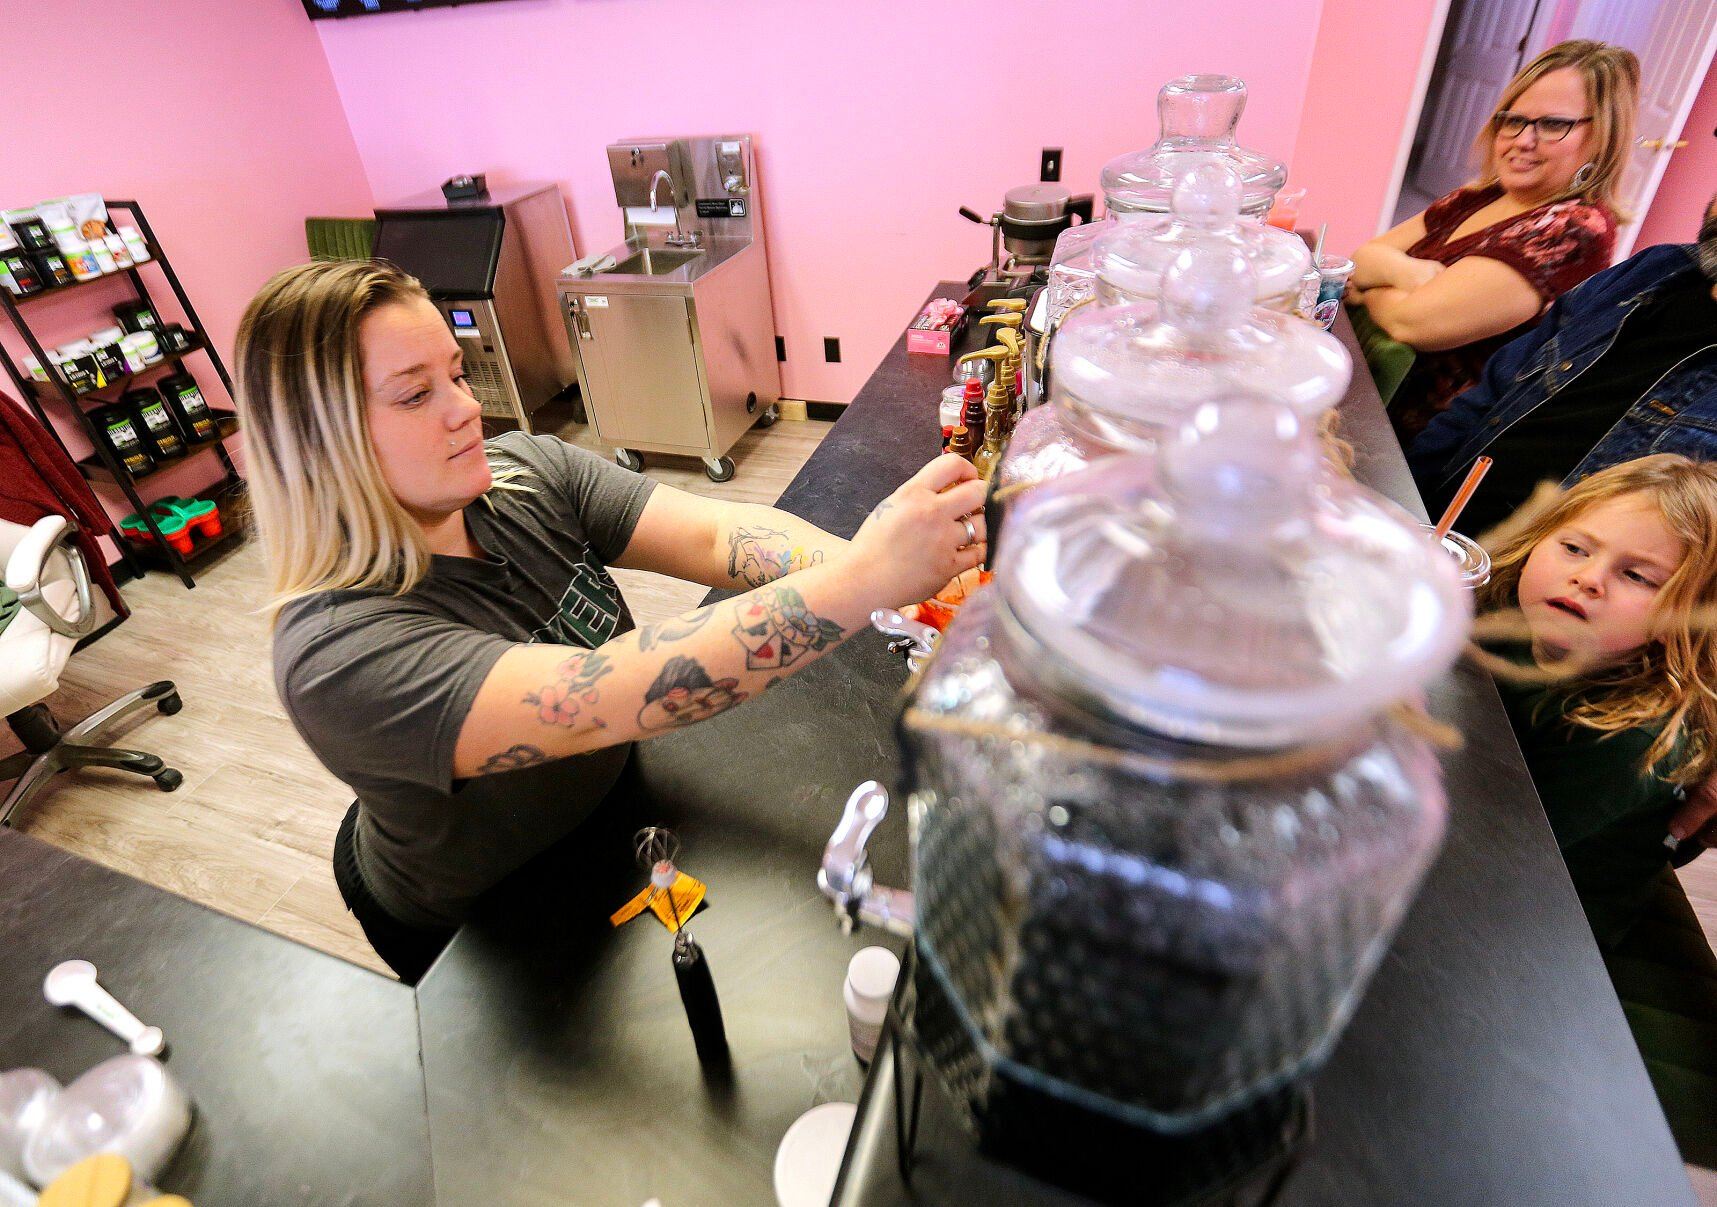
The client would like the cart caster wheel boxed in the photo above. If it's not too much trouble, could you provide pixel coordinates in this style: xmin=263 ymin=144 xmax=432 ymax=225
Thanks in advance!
xmin=153 ymin=769 xmax=183 ymax=792
xmin=703 ymin=456 xmax=735 ymax=483
xmin=615 ymin=449 xmax=644 ymax=472
xmin=755 ymin=404 xmax=779 ymax=429
xmin=157 ymin=692 xmax=183 ymax=716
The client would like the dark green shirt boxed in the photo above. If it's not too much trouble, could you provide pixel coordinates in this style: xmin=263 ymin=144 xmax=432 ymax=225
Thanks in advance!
xmin=274 ymin=433 xmax=656 ymax=928
xmin=1499 ymin=674 xmax=1681 ymax=949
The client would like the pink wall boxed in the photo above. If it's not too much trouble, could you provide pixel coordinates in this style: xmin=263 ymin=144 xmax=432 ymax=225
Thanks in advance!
xmin=1634 ymin=63 xmax=1717 ymax=249
xmin=1292 ymin=0 xmax=1451 ymax=256
xmin=2 ymin=0 xmax=372 ymax=552
xmin=315 ymin=0 xmax=1323 ymax=403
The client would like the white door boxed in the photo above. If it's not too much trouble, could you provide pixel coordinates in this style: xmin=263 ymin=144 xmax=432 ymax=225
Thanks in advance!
xmin=1412 ymin=0 xmax=1547 ymax=201
xmin=1570 ymin=0 xmax=1717 ymax=258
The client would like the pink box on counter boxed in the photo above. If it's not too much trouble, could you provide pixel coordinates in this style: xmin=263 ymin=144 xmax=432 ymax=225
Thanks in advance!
xmin=906 ymin=298 xmax=968 ymax=356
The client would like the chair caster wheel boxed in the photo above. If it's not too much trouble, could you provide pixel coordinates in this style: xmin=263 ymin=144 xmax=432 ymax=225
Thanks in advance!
xmin=158 ymin=693 xmax=183 ymax=716
xmin=153 ymin=769 xmax=183 ymax=792
xmin=703 ymin=456 xmax=735 ymax=483
xmin=755 ymin=404 xmax=779 ymax=428
xmin=615 ymin=449 xmax=644 ymax=472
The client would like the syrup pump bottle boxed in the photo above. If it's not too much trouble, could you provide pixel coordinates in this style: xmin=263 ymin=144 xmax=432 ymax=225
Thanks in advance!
xmin=969 ymin=346 xmax=1017 ymax=478
xmin=993 ymin=327 xmax=1025 ymax=418
xmin=979 ymin=312 xmax=1025 ymax=410
xmin=955 ymin=346 xmax=1009 ymax=456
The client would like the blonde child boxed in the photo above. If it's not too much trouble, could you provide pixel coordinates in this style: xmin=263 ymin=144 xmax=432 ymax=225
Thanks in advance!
xmin=1477 ymin=454 xmax=1717 ymax=948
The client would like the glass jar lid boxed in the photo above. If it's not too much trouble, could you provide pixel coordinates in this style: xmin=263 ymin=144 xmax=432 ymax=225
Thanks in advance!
xmin=1096 ymin=162 xmax=1310 ymax=309
xmin=1099 ymin=74 xmax=1287 ymax=217
xmin=1053 ymin=236 xmax=1349 ymax=448
xmin=998 ymin=396 xmax=1471 ymax=747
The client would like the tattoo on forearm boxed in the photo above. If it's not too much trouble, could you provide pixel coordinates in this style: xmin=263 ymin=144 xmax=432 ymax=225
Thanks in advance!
xmin=524 ymin=651 xmax=614 ymax=728
xmin=727 ymin=526 xmax=825 ymax=588
xmin=638 ymin=608 xmax=715 ymax=651
xmin=732 ymin=584 xmax=847 ymax=671
xmin=638 ymin=655 xmax=749 ymax=731
xmin=480 ymin=744 xmax=549 ymax=775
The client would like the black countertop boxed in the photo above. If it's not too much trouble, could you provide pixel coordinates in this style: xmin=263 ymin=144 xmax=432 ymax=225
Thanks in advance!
xmin=0 ymin=829 xmax=432 ymax=1205
xmin=418 ymin=286 xmax=1693 ymax=1205
xmin=0 ymin=285 xmax=1693 ymax=1206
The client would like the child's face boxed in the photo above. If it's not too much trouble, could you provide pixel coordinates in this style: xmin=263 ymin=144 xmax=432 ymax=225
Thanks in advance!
xmin=1517 ymin=492 xmax=1685 ymax=666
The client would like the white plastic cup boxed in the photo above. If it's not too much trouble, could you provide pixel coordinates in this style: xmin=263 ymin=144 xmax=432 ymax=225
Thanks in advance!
xmin=844 ymin=946 xmax=900 ymax=1064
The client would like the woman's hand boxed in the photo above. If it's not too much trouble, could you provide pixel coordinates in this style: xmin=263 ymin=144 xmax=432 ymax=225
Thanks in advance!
xmin=1396 ymin=256 xmax=1445 ymax=291
xmin=847 ymin=454 xmax=987 ymax=607
xmin=1670 ymin=774 xmax=1717 ymax=849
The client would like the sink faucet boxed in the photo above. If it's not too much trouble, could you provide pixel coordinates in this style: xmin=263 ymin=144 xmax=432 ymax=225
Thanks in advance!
xmin=647 ymin=169 xmax=701 ymax=249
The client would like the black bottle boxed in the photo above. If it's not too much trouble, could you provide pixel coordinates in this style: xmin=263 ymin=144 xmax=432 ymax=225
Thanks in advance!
xmin=157 ymin=372 xmax=218 ymax=442
xmin=92 ymin=404 xmax=157 ymax=477
xmin=122 ymin=387 xmax=186 ymax=459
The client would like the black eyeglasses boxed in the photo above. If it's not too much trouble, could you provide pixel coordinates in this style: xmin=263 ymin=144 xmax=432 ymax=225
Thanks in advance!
xmin=1492 ymin=111 xmax=1593 ymax=142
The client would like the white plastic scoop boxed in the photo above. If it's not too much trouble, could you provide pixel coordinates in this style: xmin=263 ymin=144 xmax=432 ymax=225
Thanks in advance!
xmin=43 ymin=961 xmax=166 ymax=1058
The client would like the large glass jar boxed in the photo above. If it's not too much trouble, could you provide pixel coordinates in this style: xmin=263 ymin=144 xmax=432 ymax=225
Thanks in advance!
xmin=1102 ymin=74 xmax=1287 ymax=219
xmin=1041 ymin=75 xmax=1287 ymax=341
xmin=996 ymin=236 xmax=1349 ymax=541
xmin=1094 ymin=164 xmax=1310 ymax=316
xmin=902 ymin=397 xmax=1470 ymax=1140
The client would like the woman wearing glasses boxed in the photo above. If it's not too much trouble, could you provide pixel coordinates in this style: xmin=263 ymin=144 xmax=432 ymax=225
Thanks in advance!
xmin=1350 ymin=40 xmax=1639 ymax=443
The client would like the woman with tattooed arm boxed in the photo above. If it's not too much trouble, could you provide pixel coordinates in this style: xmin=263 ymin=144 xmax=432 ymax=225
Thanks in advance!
xmin=236 ymin=261 xmax=985 ymax=981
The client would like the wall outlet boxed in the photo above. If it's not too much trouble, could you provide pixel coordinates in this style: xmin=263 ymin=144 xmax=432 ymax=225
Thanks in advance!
xmin=775 ymin=336 xmax=786 ymax=362
xmin=1040 ymin=147 xmax=1062 ymax=182
xmin=823 ymin=337 xmax=841 ymax=363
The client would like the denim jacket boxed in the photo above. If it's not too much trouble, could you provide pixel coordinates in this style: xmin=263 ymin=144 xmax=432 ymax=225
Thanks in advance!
xmin=1407 ymin=244 xmax=1717 ymax=498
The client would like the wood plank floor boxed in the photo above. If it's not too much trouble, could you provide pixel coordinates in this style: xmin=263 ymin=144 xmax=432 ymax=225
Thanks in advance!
xmin=3 ymin=413 xmax=832 ymax=978
xmin=10 ymin=405 xmax=1717 ymax=984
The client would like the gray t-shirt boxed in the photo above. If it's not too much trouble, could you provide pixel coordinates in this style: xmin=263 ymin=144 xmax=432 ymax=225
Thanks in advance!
xmin=274 ymin=432 xmax=656 ymax=929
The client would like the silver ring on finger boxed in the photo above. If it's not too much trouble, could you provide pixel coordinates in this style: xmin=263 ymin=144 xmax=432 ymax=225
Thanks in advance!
xmin=960 ymin=515 xmax=977 ymax=548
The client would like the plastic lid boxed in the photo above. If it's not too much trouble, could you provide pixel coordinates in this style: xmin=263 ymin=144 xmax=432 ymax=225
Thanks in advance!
xmin=997 ymin=396 xmax=1471 ymax=747
xmin=1099 ymin=74 xmax=1287 ymax=216
xmin=0 ymin=1069 xmax=59 ymax=1180
xmin=1096 ymin=162 xmax=1310 ymax=307
xmin=22 ymin=1056 xmax=190 ymax=1187
xmin=846 ymin=946 xmax=901 ymax=1004
xmin=1052 ymin=238 xmax=1349 ymax=447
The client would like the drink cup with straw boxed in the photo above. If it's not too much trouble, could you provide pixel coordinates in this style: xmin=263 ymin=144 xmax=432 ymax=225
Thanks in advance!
xmin=1429 ymin=456 xmax=1493 ymax=588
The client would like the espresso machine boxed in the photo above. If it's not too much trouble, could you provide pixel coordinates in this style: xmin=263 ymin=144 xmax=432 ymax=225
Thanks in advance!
xmin=372 ymin=181 xmax=578 ymax=433
xmin=958 ymin=184 xmax=1094 ymax=308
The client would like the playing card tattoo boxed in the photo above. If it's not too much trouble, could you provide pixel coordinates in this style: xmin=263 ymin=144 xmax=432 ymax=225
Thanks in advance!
xmin=727 ymin=526 xmax=825 ymax=588
xmin=525 ymin=651 xmax=614 ymax=729
xmin=638 ymin=656 xmax=749 ymax=731
xmin=731 ymin=585 xmax=847 ymax=672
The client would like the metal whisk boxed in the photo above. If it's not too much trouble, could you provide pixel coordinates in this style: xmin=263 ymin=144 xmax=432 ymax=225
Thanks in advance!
xmin=634 ymin=826 xmax=728 ymax=1066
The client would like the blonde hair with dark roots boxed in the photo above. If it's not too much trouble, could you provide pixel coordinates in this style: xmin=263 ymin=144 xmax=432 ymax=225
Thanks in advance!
xmin=1476 ymin=454 xmax=1717 ymax=786
xmin=1469 ymin=39 xmax=1640 ymax=216
xmin=235 ymin=259 xmax=525 ymax=615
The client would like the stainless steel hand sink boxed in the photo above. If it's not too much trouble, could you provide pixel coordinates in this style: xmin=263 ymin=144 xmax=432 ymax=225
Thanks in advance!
xmin=609 ymin=247 xmax=703 ymax=275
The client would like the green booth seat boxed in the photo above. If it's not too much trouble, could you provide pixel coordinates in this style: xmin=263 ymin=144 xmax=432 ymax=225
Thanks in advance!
xmin=1348 ymin=303 xmax=1417 ymax=407
xmin=1604 ymin=864 xmax=1717 ymax=1170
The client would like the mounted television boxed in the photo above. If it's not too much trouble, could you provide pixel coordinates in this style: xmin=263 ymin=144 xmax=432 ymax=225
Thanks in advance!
xmin=302 ymin=0 xmax=522 ymax=18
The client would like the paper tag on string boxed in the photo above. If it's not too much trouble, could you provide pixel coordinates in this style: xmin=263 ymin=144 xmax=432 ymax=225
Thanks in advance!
xmin=609 ymin=869 xmax=707 ymax=932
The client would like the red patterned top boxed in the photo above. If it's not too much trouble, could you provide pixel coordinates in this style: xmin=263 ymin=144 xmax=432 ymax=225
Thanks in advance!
xmin=1389 ymin=185 xmax=1615 ymax=443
